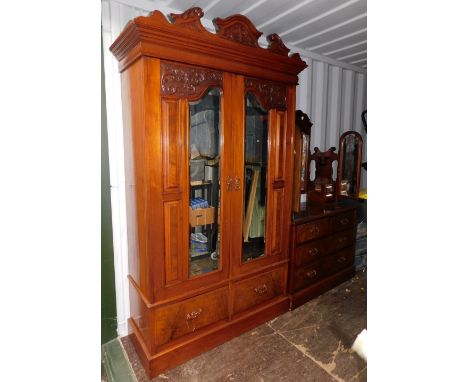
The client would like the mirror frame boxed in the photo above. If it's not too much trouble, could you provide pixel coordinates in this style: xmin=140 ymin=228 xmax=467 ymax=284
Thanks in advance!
xmin=336 ymin=131 xmax=363 ymax=200
xmin=292 ymin=110 xmax=313 ymax=212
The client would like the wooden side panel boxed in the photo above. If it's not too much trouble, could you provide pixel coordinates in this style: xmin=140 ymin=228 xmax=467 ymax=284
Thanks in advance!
xmin=270 ymin=188 xmax=284 ymax=255
xmin=161 ymin=99 xmax=183 ymax=193
xmin=273 ymin=110 xmax=286 ymax=182
xmin=163 ymin=200 xmax=184 ymax=285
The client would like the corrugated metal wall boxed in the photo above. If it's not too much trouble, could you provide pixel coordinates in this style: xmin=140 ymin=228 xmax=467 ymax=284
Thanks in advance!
xmin=296 ymin=58 xmax=367 ymax=188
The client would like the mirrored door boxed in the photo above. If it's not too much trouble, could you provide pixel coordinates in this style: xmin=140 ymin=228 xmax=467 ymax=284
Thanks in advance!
xmin=188 ymin=88 xmax=223 ymax=277
xmin=242 ymin=93 xmax=269 ymax=263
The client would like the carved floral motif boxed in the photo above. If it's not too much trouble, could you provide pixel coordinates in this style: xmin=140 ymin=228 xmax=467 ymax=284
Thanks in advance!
xmin=213 ymin=15 xmax=262 ymax=48
xmin=161 ymin=61 xmax=223 ymax=99
xmin=245 ymin=77 xmax=287 ymax=110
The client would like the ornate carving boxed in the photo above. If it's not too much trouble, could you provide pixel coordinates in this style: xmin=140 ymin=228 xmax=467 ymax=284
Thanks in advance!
xmin=267 ymin=33 xmax=290 ymax=56
xmin=169 ymin=7 xmax=205 ymax=32
xmin=213 ymin=15 xmax=262 ymax=48
xmin=161 ymin=61 xmax=223 ymax=100
xmin=244 ymin=77 xmax=287 ymax=110
xmin=296 ymin=110 xmax=313 ymax=135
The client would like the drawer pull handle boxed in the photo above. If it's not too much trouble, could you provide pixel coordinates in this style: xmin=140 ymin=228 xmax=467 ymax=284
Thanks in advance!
xmin=309 ymin=226 xmax=320 ymax=234
xmin=306 ymin=270 xmax=317 ymax=278
xmin=186 ymin=308 xmax=203 ymax=320
xmin=340 ymin=218 xmax=350 ymax=225
xmin=308 ymin=248 xmax=319 ymax=256
xmin=254 ymin=284 xmax=268 ymax=295
xmin=337 ymin=256 xmax=347 ymax=263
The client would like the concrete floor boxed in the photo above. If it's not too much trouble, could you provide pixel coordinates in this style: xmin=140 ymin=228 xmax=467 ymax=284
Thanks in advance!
xmin=121 ymin=271 xmax=367 ymax=382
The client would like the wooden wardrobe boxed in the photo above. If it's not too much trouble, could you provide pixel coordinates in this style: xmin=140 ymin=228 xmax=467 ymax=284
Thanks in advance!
xmin=110 ymin=7 xmax=307 ymax=377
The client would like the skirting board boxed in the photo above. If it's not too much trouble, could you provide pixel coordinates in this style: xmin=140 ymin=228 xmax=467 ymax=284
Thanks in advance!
xmin=129 ymin=296 xmax=290 ymax=378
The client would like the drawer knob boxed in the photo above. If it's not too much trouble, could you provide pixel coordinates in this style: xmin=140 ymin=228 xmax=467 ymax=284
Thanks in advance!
xmin=186 ymin=308 xmax=203 ymax=320
xmin=340 ymin=218 xmax=349 ymax=225
xmin=309 ymin=226 xmax=320 ymax=234
xmin=306 ymin=270 xmax=317 ymax=278
xmin=337 ymin=256 xmax=347 ymax=263
xmin=338 ymin=237 xmax=347 ymax=244
xmin=308 ymin=248 xmax=319 ymax=256
xmin=254 ymin=284 xmax=268 ymax=295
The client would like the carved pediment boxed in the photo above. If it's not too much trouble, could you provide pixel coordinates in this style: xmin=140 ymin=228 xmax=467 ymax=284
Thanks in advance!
xmin=169 ymin=7 xmax=205 ymax=32
xmin=267 ymin=34 xmax=290 ymax=56
xmin=110 ymin=7 xmax=308 ymax=80
xmin=213 ymin=14 xmax=262 ymax=48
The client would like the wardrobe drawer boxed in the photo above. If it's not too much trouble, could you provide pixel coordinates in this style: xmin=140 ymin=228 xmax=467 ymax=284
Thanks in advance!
xmin=325 ymin=247 xmax=355 ymax=274
xmin=232 ymin=268 xmax=285 ymax=315
xmin=295 ymin=236 xmax=330 ymax=267
xmin=296 ymin=219 xmax=329 ymax=244
xmin=154 ymin=287 xmax=229 ymax=347
xmin=293 ymin=260 xmax=326 ymax=292
xmin=331 ymin=211 xmax=356 ymax=232
xmin=328 ymin=228 xmax=355 ymax=253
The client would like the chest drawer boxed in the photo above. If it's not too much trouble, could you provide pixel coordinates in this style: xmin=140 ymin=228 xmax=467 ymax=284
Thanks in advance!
xmin=232 ymin=267 xmax=285 ymax=315
xmin=324 ymin=247 xmax=355 ymax=274
xmin=331 ymin=210 xmax=356 ymax=232
xmin=293 ymin=260 xmax=326 ymax=292
xmin=295 ymin=236 xmax=330 ymax=267
xmin=154 ymin=287 xmax=229 ymax=347
xmin=296 ymin=218 xmax=329 ymax=244
xmin=328 ymin=228 xmax=356 ymax=253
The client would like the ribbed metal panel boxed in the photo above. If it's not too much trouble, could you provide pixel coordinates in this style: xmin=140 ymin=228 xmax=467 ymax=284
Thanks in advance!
xmin=296 ymin=59 xmax=366 ymax=186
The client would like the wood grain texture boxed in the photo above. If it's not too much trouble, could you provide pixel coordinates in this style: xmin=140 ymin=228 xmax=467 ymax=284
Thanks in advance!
xmin=232 ymin=266 xmax=285 ymax=315
xmin=153 ymin=287 xmax=229 ymax=348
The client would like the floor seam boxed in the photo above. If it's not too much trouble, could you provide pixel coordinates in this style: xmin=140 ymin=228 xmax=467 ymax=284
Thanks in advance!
xmin=267 ymin=323 xmax=345 ymax=382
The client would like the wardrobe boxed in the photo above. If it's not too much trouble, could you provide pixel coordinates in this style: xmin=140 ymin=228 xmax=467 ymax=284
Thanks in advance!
xmin=110 ymin=7 xmax=307 ymax=377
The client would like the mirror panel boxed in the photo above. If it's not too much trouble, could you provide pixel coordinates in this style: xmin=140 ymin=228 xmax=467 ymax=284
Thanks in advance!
xmin=337 ymin=131 xmax=363 ymax=199
xmin=188 ymin=88 xmax=222 ymax=277
xmin=242 ymin=93 xmax=269 ymax=263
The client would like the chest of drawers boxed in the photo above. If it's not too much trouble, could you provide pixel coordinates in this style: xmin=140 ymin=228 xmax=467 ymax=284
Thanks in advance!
xmin=289 ymin=204 xmax=357 ymax=309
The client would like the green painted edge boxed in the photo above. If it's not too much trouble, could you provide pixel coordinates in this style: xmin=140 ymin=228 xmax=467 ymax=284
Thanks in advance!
xmin=102 ymin=339 xmax=136 ymax=382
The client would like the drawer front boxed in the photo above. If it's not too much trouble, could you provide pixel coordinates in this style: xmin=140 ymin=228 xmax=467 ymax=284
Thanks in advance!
xmin=324 ymin=247 xmax=355 ymax=275
xmin=331 ymin=211 xmax=356 ymax=232
xmin=232 ymin=268 xmax=285 ymax=315
xmin=293 ymin=260 xmax=326 ymax=292
xmin=295 ymin=236 xmax=330 ymax=267
xmin=154 ymin=287 xmax=229 ymax=347
xmin=296 ymin=218 xmax=329 ymax=244
xmin=328 ymin=228 xmax=356 ymax=253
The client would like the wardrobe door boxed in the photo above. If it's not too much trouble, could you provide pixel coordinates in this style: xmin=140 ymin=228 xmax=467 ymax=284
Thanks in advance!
xmin=157 ymin=61 xmax=232 ymax=299
xmin=230 ymin=75 xmax=293 ymax=276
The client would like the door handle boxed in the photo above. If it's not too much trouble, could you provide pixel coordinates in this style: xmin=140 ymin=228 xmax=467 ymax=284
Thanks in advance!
xmin=226 ymin=176 xmax=232 ymax=191
xmin=234 ymin=176 xmax=240 ymax=191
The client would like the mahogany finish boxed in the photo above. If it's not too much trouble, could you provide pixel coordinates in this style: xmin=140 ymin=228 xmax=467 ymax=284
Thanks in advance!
xmin=288 ymin=202 xmax=357 ymax=309
xmin=111 ymin=7 xmax=306 ymax=378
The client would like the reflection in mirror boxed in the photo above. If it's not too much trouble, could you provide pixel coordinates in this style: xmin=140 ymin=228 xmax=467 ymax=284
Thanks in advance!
xmin=189 ymin=88 xmax=222 ymax=277
xmin=337 ymin=131 xmax=362 ymax=199
xmin=242 ymin=93 xmax=268 ymax=263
